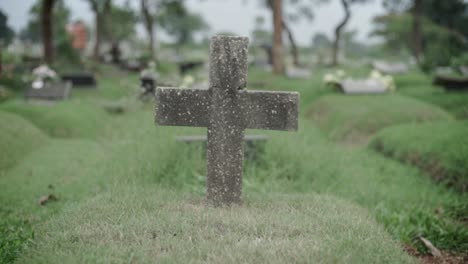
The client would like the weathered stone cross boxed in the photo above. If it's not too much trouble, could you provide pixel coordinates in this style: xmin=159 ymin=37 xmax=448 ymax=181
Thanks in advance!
xmin=155 ymin=36 xmax=299 ymax=206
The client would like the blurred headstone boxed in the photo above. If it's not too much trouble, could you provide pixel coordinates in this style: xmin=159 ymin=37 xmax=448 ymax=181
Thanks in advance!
xmin=286 ymin=67 xmax=312 ymax=79
xmin=341 ymin=79 xmax=388 ymax=94
xmin=155 ymin=36 xmax=299 ymax=206
xmin=61 ymin=73 xmax=97 ymax=88
xmin=373 ymin=61 xmax=409 ymax=75
xmin=140 ymin=61 xmax=159 ymax=99
xmin=26 ymin=65 xmax=71 ymax=101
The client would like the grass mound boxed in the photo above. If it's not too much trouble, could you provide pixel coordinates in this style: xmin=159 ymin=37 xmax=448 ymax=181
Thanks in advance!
xmin=0 ymin=111 xmax=49 ymax=170
xmin=369 ymin=121 xmax=468 ymax=192
xmin=0 ymin=139 xmax=107 ymax=263
xmin=16 ymin=189 xmax=414 ymax=264
xmin=306 ymin=94 xmax=453 ymax=144
xmin=0 ymin=101 xmax=110 ymax=139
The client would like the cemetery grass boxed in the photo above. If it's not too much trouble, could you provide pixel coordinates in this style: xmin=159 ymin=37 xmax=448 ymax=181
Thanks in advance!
xmin=395 ymin=72 xmax=468 ymax=119
xmin=370 ymin=121 xmax=468 ymax=193
xmin=1 ymin=66 xmax=467 ymax=262
xmin=305 ymin=94 xmax=453 ymax=145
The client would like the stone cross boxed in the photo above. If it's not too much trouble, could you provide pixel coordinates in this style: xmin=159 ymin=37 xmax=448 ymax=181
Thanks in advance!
xmin=155 ymin=36 xmax=299 ymax=206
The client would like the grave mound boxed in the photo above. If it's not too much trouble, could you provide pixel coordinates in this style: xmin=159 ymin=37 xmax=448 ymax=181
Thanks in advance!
xmin=369 ymin=121 xmax=468 ymax=192
xmin=0 ymin=101 xmax=109 ymax=138
xmin=0 ymin=111 xmax=49 ymax=170
xmin=306 ymin=95 xmax=453 ymax=144
xmin=16 ymin=189 xmax=414 ymax=263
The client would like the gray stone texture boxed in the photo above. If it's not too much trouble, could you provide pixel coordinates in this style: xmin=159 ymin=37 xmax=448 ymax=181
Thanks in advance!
xmin=341 ymin=79 xmax=388 ymax=94
xmin=25 ymin=81 xmax=72 ymax=101
xmin=155 ymin=36 xmax=299 ymax=206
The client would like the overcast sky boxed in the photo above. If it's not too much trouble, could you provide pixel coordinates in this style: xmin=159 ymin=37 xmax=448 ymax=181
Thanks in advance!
xmin=0 ymin=0 xmax=385 ymax=45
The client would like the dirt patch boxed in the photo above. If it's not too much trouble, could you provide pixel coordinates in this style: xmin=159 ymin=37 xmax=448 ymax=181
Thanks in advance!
xmin=404 ymin=244 xmax=468 ymax=264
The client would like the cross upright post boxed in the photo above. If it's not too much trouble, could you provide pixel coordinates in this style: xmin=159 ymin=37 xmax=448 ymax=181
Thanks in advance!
xmin=155 ymin=35 xmax=299 ymax=207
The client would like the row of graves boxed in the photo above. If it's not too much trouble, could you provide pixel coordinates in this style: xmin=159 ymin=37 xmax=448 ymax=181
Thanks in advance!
xmin=25 ymin=65 xmax=97 ymax=101
xmin=324 ymin=60 xmax=468 ymax=95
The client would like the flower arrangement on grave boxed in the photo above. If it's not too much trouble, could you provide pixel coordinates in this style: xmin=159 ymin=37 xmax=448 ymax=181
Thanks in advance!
xmin=369 ymin=70 xmax=396 ymax=92
xmin=322 ymin=69 xmax=396 ymax=92
xmin=30 ymin=64 xmax=58 ymax=89
xmin=323 ymin=69 xmax=346 ymax=87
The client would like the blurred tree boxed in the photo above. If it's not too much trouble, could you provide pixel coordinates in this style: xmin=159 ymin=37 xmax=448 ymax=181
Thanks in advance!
xmin=0 ymin=10 xmax=14 ymax=46
xmin=86 ymin=0 xmax=112 ymax=61
xmin=252 ymin=16 xmax=271 ymax=45
xmin=141 ymin=0 xmax=157 ymax=59
xmin=20 ymin=0 xmax=71 ymax=63
xmin=158 ymin=0 xmax=208 ymax=48
xmin=158 ymin=0 xmax=208 ymax=47
xmin=258 ymin=0 xmax=325 ymax=68
xmin=42 ymin=0 xmax=56 ymax=64
xmin=374 ymin=0 xmax=468 ymax=71
xmin=0 ymin=10 xmax=15 ymax=74
xmin=411 ymin=0 xmax=422 ymax=63
xmin=104 ymin=1 xmax=136 ymax=63
xmin=271 ymin=0 xmax=284 ymax=74
xmin=332 ymin=0 xmax=372 ymax=67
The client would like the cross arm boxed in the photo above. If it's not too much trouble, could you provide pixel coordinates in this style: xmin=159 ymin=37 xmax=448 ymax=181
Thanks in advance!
xmin=155 ymin=87 xmax=211 ymax=128
xmin=240 ymin=90 xmax=299 ymax=131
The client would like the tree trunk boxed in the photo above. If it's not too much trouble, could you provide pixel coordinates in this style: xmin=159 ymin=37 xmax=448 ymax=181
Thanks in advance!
xmin=0 ymin=43 xmax=3 ymax=75
xmin=93 ymin=12 xmax=102 ymax=61
xmin=272 ymin=0 xmax=284 ymax=74
xmin=283 ymin=20 xmax=298 ymax=67
xmin=42 ymin=0 xmax=55 ymax=64
xmin=332 ymin=0 xmax=351 ymax=67
xmin=141 ymin=0 xmax=156 ymax=60
xmin=412 ymin=0 xmax=423 ymax=64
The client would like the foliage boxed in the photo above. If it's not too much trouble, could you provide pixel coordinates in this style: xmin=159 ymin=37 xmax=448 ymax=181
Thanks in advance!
xmin=158 ymin=0 xmax=209 ymax=46
xmin=19 ymin=0 xmax=70 ymax=43
xmin=105 ymin=2 xmax=137 ymax=42
xmin=372 ymin=13 xmax=468 ymax=71
xmin=0 ymin=9 xmax=14 ymax=46
xmin=0 ymin=217 xmax=34 ymax=264
xmin=370 ymin=121 xmax=468 ymax=192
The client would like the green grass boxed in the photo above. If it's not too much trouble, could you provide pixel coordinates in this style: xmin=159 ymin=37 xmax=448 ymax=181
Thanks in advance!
xmin=0 ymin=101 xmax=111 ymax=139
xmin=15 ymin=189 xmax=414 ymax=264
xmin=2 ymin=65 xmax=467 ymax=262
xmin=395 ymin=72 xmax=468 ymax=119
xmin=369 ymin=121 xmax=468 ymax=192
xmin=305 ymin=94 xmax=453 ymax=145
xmin=0 ymin=111 xmax=49 ymax=171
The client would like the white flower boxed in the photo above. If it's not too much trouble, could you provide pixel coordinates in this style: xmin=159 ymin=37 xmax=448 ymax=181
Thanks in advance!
xmin=32 ymin=64 xmax=57 ymax=79
xmin=32 ymin=79 xmax=44 ymax=89
xmin=336 ymin=70 xmax=346 ymax=78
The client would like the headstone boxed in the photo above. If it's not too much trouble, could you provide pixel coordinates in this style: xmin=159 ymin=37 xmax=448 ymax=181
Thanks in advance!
xmin=155 ymin=36 xmax=299 ymax=206
xmin=25 ymin=81 xmax=72 ymax=101
xmin=286 ymin=67 xmax=312 ymax=79
xmin=341 ymin=79 xmax=388 ymax=94
xmin=61 ymin=73 xmax=97 ymax=88
xmin=140 ymin=62 xmax=158 ymax=99
xmin=433 ymin=75 xmax=468 ymax=91
xmin=178 ymin=61 xmax=204 ymax=75
xmin=373 ymin=61 xmax=409 ymax=75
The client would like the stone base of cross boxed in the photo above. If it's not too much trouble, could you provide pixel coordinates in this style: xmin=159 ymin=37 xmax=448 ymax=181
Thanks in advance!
xmin=155 ymin=36 xmax=299 ymax=207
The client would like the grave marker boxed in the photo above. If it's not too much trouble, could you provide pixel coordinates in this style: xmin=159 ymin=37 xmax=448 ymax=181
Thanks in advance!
xmin=155 ymin=36 xmax=299 ymax=206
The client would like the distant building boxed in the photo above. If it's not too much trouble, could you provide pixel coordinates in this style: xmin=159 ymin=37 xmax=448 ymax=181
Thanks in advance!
xmin=67 ymin=21 xmax=88 ymax=51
